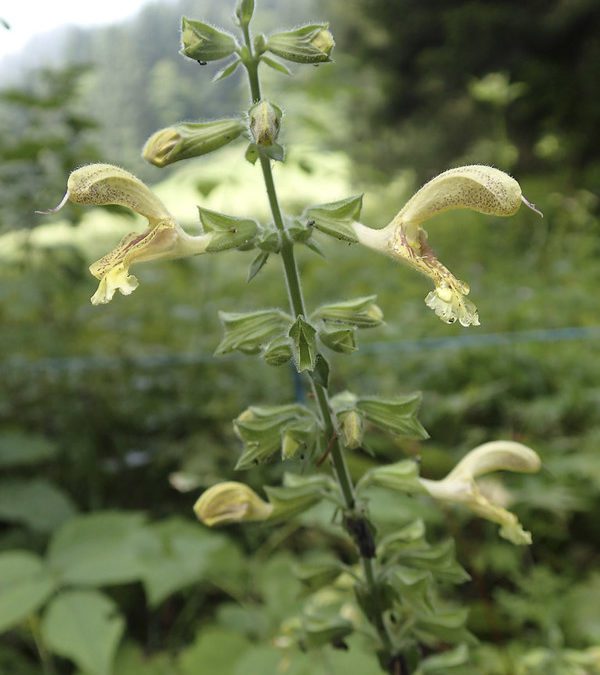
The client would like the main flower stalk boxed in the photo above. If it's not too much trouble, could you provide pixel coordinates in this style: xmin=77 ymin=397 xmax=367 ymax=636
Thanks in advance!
xmin=240 ymin=25 xmax=406 ymax=675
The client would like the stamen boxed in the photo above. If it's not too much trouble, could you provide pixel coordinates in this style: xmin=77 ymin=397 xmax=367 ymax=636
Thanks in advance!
xmin=35 ymin=191 xmax=70 ymax=215
xmin=521 ymin=194 xmax=543 ymax=218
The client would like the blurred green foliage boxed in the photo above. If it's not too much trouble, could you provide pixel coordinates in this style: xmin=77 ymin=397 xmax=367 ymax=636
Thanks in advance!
xmin=1 ymin=0 xmax=599 ymax=673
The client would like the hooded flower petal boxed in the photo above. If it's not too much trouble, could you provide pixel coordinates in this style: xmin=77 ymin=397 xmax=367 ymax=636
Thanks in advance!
xmin=351 ymin=165 xmax=542 ymax=326
xmin=194 ymin=481 xmax=273 ymax=526
xmin=37 ymin=164 xmax=214 ymax=304
xmin=420 ymin=441 xmax=541 ymax=545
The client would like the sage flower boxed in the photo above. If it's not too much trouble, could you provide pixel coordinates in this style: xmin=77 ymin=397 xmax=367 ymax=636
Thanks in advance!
xmin=352 ymin=165 xmax=542 ymax=326
xmin=37 ymin=164 xmax=252 ymax=305
xmin=194 ymin=481 xmax=273 ymax=526
xmin=420 ymin=440 xmax=541 ymax=545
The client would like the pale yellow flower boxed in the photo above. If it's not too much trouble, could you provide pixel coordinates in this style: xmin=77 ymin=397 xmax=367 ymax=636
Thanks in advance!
xmin=37 ymin=164 xmax=247 ymax=305
xmin=351 ymin=165 xmax=542 ymax=326
xmin=420 ymin=440 xmax=541 ymax=545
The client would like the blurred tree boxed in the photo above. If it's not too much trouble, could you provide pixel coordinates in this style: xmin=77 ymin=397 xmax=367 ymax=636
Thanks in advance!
xmin=327 ymin=0 xmax=600 ymax=183
xmin=0 ymin=64 xmax=101 ymax=231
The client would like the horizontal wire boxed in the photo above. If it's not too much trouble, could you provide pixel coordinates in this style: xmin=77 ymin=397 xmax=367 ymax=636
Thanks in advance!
xmin=3 ymin=326 xmax=600 ymax=375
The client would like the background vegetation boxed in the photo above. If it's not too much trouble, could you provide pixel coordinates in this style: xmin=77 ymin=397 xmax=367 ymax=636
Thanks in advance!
xmin=0 ymin=0 xmax=599 ymax=673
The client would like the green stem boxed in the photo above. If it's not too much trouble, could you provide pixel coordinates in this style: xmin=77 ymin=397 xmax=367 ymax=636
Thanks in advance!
xmin=241 ymin=23 xmax=401 ymax=674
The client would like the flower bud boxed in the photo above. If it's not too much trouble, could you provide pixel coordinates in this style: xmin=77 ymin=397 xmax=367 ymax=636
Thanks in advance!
xmin=248 ymin=100 xmax=282 ymax=146
xmin=267 ymin=24 xmax=335 ymax=64
xmin=142 ymin=119 xmax=245 ymax=168
xmin=194 ymin=481 xmax=273 ymax=527
xmin=181 ymin=17 xmax=239 ymax=62
xmin=339 ymin=410 xmax=364 ymax=449
xmin=235 ymin=0 xmax=254 ymax=27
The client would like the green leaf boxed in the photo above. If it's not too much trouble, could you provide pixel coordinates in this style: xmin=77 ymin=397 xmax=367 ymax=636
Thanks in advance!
xmin=247 ymin=251 xmax=270 ymax=282
xmin=42 ymin=590 xmax=125 ymax=675
xmin=289 ymin=315 xmax=317 ymax=372
xmin=260 ymin=55 xmax=292 ymax=75
xmin=198 ymin=208 xmax=258 ymax=252
xmin=0 ymin=551 xmax=56 ymax=633
xmin=300 ymin=613 xmax=354 ymax=650
xmin=357 ymin=393 xmax=429 ymax=439
xmin=244 ymin=143 xmax=259 ymax=165
xmin=292 ymin=558 xmax=342 ymax=592
xmin=139 ymin=518 xmax=243 ymax=607
xmin=264 ymin=142 xmax=285 ymax=162
xmin=312 ymin=295 xmax=384 ymax=329
xmin=304 ymin=195 xmax=363 ymax=242
xmin=417 ymin=644 xmax=469 ymax=673
xmin=113 ymin=642 xmax=175 ymax=675
xmin=399 ymin=539 xmax=471 ymax=585
xmin=377 ymin=519 xmax=427 ymax=555
xmin=212 ymin=58 xmax=241 ymax=82
xmin=47 ymin=511 xmax=155 ymax=586
xmin=0 ymin=479 xmax=76 ymax=533
xmin=414 ymin=608 xmax=474 ymax=646
xmin=179 ymin=628 xmax=251 ymax=675
xmin=215 ymin=309 xmax=292 ymax=356
xmin=0 ymin=431 xmax=57 ymax=467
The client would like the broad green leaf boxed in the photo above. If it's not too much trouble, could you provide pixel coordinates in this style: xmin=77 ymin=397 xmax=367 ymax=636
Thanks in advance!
xmin=0 ymin=551 xmax=56 ymax=633
xmin=42 ymin=590 xmax=125 ymax=675
xmin=139 ymin=518 xmax=244 ymax=607
xmin=113 ymin=642 xmax=176 ymax=675
xmin=0 ymin=479 xmax=76 ymax=532
xmin=0 ymin=432 xmax=57 ymax=467
xmin=178 ymin=627 xmax=251 ymax=675
xmin=47 ymin=511 xmax=154 ymax=586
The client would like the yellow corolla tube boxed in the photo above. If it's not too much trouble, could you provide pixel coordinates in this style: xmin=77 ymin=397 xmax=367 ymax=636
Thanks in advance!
xmin=37 ymin=164 xmax=217 ymax=305
xmin=351 ymin=165 xmax=542 ymax=327
xmin=194 ymin=481 xmax=273 ymax=527
xmin=420 ymin=440 xmax=542 ymax=545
